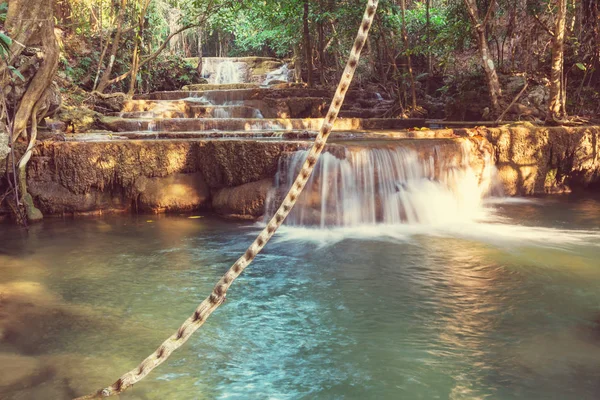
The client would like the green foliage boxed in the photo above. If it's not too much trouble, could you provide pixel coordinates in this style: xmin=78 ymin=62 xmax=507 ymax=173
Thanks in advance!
xmin=143 ymin=55 xmax=197 ymax=92
xmin=0 ymin=3 xmax=10 ymax=61
xmin=381 ymin=2 xmax=472 ymax=67
xmin=209 ymin=0 xmax=302 ymax=57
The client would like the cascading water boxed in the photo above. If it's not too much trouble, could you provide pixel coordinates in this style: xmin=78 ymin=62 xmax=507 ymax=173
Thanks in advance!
xmin=262 ymin=64 xmax=290 ymax=85
xmin=265 ymin=141 xmax=500 ymax=228
xmin=215 ymin=61 xmax=244 ymax=84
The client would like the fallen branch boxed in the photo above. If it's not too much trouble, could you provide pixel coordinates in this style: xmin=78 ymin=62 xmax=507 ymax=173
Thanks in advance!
xmin=496 ymin=79 xmax=529 ymax=123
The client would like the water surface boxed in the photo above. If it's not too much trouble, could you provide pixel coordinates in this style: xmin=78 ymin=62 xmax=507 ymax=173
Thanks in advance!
xmin=1 ymin=195 xmax=600 ymax=399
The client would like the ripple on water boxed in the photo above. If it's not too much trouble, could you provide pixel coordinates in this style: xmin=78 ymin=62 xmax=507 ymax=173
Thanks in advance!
xmin=0 ymin=199 xmax=599 ymax=399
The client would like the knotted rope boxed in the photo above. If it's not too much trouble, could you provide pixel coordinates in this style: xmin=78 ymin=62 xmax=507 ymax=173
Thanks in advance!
xmin=75 ymin=1 xmax=379 ymax=397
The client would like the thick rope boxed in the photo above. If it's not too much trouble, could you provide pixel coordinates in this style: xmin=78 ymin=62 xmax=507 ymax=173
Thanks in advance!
xmin=75 ymin=1 xmax=379 ymax=398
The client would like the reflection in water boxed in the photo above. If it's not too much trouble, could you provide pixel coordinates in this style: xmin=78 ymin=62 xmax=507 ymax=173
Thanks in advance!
xmin=0 ymin=196 xmax=599 ymax=399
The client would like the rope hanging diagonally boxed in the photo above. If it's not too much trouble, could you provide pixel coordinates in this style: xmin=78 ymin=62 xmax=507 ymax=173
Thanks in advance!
xmin=75 ymin=1 xmax=379 ymax=398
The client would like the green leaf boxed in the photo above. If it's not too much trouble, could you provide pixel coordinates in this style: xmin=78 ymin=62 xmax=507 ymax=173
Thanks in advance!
xmin=0 ymin=32 xmax=12 ymax=59
xmin=8 ymin=66 xmax=25 ymax=81
xmin=575 ymin=63 xmax=586 ymax=71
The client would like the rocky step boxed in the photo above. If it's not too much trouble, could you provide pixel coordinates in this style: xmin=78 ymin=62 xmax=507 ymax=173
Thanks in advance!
xmin=134 ymin=88 xmax=387 ymax=102
xmin=123 ymin=96 xmax=389 ymax=119
xmin=181 ymin=83 xmax=260 ymax=91
xmin=100 ymin=117 xmax=427 ymax=133
xmin=69 ymin=129 xmax=459 ymax=142
xmin=338 ymin=109 xmax=387 ymax=119
xmin=112 ymin=105 xmax=263 ymax=119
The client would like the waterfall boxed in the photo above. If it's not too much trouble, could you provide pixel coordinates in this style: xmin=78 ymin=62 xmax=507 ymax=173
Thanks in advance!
xmin=215 ymin=61 xmax=243 ymax=84
xmin=265 ymin=142 xmax=500 ymax=227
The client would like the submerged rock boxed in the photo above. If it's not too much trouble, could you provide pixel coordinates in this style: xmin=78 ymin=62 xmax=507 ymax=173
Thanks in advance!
xmin=0 ymin=353 xmax=55 ymax=395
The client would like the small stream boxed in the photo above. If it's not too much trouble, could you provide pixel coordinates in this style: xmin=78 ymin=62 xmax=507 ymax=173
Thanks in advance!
xmin=1 ymin=195 xmax=600 ymax=399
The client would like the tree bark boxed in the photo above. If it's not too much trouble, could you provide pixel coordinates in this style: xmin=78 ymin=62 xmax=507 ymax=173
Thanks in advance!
xmin=547 ymin=0 xmax=567 ymax=121
xmin=3 ymin=0 xmax=59 ymax=222
xmin=463 ymin=0 xmax=503 ymax=114
xmin=5 ymin=0 xmax=60 ymax=142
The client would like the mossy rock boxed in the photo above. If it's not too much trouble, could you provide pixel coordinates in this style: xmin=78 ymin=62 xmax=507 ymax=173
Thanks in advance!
xmin=56 ymin=106 xmax=102 ymax=133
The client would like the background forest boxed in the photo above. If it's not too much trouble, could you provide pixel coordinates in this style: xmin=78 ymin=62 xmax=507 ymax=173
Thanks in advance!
xmin=0 ymin=0 xmax=598 ymax=125
xmin=46 ymin=0 xmax=599 ymax=120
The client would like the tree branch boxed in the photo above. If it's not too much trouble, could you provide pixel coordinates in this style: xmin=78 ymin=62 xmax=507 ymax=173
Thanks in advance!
xmin=482 ymin=0 xmax=496 ymax=28
xmin=533 ymin=13 xmax=555 ymax=37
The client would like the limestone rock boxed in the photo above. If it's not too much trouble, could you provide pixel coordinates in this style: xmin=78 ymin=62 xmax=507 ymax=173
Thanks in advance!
xmin=56 ymin=106 xmax=103 ymax=133
xmin=484 ymin=126 xmax=600 ymax=194
xmin=505 ymin=75 xmax=526 ymax=95
xmin=212 ymin=178 xmax=273 ymax=219
xmin=525 ymin=85 xmax=549 ymax=108
xmin=136 ymin=172 xmax=210 ymax=213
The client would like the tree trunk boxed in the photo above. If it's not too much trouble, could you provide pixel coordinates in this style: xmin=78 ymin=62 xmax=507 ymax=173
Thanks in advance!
xmin=197 ymin=27 xmax=203 ymax=77
xmin=128 ymin=0 xmax=151 ymax=96
xmin=318 ymin=0 xmax=326 ymax=86
xmin=399 ymin=0 xmax=417 ymax=109
xmin=96 ymin=0 xmax=127 ymax=93
xmin=3 ymin=0 xmax=60 ymax=222
xmin=303 ymin=0 xmax=313 ymax=87
xmin=293 ymin=45 xmax=302 ymax=83
xmin=463 ymin=0 xmax=502 ymax=115
xmin=547 ymin=0 xmax=567 ymax=121
xmin=5 ymin=0 xmax=60 ymax=141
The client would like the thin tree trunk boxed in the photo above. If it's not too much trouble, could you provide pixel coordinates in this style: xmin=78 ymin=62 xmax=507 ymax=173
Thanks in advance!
xmin=96 ymin=0 xmax=127 ymax=93
xmin=378 ymin=17 xmax=405 ymax=115
xmin=463 ymin=0 xmax=503 ymax=114
xmin=197 ymin=27 xmax=203 ymax=77
xmin=425 ymin=0 xmax=432 ymax=85
xmin=400 ymin=0 xmax=417 ymax=109
xmin=318 ymin=0 xmax=326 ymax=86
xmin=128 ymin=0 xmax=151 ymax=96
xmin=303 ymin=0 xmax=314 ymax=87
xmin=547 ymin=0 xmax=567 ymax=121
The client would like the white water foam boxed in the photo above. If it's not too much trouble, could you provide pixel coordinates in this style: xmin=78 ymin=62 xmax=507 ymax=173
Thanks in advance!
xmin=215 ymin=61 xmax=243 ymax=84
xmin=265 ymin=143 xmax=498 ymax=227
xmin=262 ymin=144 xmax=599 ymax=250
